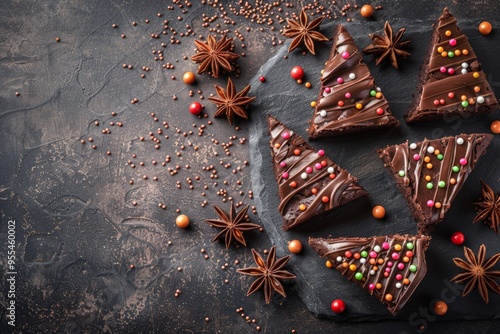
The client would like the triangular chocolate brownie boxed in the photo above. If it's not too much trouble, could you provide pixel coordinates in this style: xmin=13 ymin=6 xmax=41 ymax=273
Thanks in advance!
xmin=268 ymin=115 xmax=367 ymax=230
xmin=308 ymin=24 xmax=399 ymax=139
xmin=378 ymin=133 xmax=493 ymax=232
xmin=406 ymin=8 xmax=499 ymax=122
xmin=309 ymin=234 xmax=431 ymax=315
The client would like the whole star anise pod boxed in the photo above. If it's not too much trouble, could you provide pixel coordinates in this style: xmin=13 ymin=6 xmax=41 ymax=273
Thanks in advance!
xmin=208 ymin=77 xmax=256 ymax=124
xmin=191 ymin=34 xmax=239 ymax=78
xmin=363 ymin=21 xmax=411 ymax=69
xmin=282 ymin=8 xmax=328 ymax=55
xmin=451 ymin=244 xmax=500 ymax=304
xmin=473 ymin=180 xmax=500 ymax=234
xmin=204 ymin=202 xmax=260 ymax=249
xmin=237 ymin=246 xmax=296 ymax=304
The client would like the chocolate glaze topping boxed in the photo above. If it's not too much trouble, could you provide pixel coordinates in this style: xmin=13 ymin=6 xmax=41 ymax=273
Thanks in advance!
xmin=308 ymin=25 xmax=398 ymax=139
xmin=268 ymin=115 xmax=367 ymax=230
xmin=309 ymin=234 xmax=431 ymax=315
xmin=406 ymin=8 xmax=498 ymax=122
xmin=378 ymin=133 xmax=492 ymax=232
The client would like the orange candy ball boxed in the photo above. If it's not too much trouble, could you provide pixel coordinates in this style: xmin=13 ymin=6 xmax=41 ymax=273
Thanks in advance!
xmin=433 ymin=300 xmax=448 ymax=315
xmin=360 ymin=4 xmax=374 ymax=18
xmin=182 ymin=71 xmax=196 ymax=84
xmin=372 ymin=205 xmax=386 ymax=219
xmin=288 ymin=240 xmax=303 ymax=254
xmin=479 ymin=21 xmax=493 ymax=35
xmin=491 ymin=120 xmax=500 ymax=134
xmin=175 ymin=214 xmax=190 ymax=228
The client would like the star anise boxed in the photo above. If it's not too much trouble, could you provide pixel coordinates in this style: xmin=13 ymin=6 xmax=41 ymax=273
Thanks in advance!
xmin=204 ymin=202 xmax=260 ymax=249
xmin=282 ymin=8 xmax=328 ymax=55
xmin=191 ymin=34 xmax=239 ymax=78
xmin=237 ymin=246 xmax=296 ymax=304
xmin=207 ymin=77 xmax=255 ymax=124
xmin=451 ymin=244 xmax=500 ymax=304
xmin=363 ymin=21 xmax=411 ymax=69
xmin=473 ymin=180 xmax=500 ymax=234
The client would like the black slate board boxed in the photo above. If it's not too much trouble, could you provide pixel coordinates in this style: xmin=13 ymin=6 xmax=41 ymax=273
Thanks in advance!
xmin=249 ymin=19 xmax=500 ymax=321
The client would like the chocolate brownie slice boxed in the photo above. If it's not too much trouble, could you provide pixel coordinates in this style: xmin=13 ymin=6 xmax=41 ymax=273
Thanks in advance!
xmin=406 ymin=8 xmax=499 ymax=122
xmin=378 ymin=133 xmax=492 ymax=232
xmin=268 ymin=115 xmax=367 ymax=230
xmin=308 ymin=24 xmax=399 ymax=139
xmin=309 ymin=234 xmax=431 ymax=315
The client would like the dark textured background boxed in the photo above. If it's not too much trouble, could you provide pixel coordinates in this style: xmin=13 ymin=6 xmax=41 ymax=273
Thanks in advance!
xmin=249 ymin=20 xmax=500 ymax=322
xmin=1 ymin=1 xmax=499 ymax=333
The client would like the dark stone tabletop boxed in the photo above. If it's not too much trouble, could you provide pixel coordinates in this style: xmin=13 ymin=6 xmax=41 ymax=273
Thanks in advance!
xmin=1 ymin=1 xmax=499 ymax=333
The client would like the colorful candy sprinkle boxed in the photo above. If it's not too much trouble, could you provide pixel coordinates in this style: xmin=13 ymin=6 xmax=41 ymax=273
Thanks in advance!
xmin=290 ymin=66 xmax=304 ymax=80
xmin=451 ymin=231 xmax=465 ymax=245
xmin=331 ymin=299 xmax=346 ymax=314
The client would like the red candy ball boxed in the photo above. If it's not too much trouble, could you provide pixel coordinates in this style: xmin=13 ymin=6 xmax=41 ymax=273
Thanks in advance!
xmin=259 ymin=76 xmax=266 ymax=82
xmin=290 ymin=66 xmax=304 ymax=80
xmin=189 ymin=101 xmax=203 ymax=115
xmin=331 ymin=299 xmax=346 ymax=314
xmin=451 ymin=232 xmax=465 ymax=245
